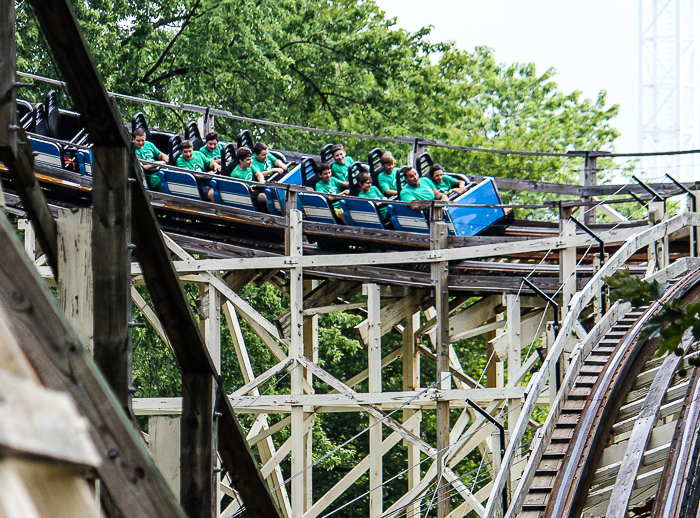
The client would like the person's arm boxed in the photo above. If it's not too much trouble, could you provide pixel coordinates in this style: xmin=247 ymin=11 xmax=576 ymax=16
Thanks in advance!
xmin=157 ymin=152 xmax=168 ymax=164
xmin=450 ymin=176 xmax=467 ymax=195
xmin=209 ymin=160 xmax=221 ymax=173
xmin=273 ymin=158 xmax=288 ymax=172
xmin=255 ymin=171 xmax=266 ymax=183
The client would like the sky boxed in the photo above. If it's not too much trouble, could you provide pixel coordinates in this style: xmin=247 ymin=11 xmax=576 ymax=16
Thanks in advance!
xmin=374 ymin=0 xmax=639 ymax=153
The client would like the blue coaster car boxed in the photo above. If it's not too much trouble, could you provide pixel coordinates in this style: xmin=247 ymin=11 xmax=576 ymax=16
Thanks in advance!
xmin=339 ymin=198 xmax=385 ymax=229
xmin=210 ymin=177 xmax=256 ymax=211
xmin=298 ymin=192 xmax=337 ymax=225
xmin=27 ymin=135 xmax=63 ymax=169
xmin=446 ymin=178 xmax=505 ymax=236
xmin=385 ymin=203 xmax=430 ymax=233
xmin=158 ymin=169 xmax=202 ymax=200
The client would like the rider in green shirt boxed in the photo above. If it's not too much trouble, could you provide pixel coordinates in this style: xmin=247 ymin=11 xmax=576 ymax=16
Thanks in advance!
xmin=230 ymin=147 xmax=265 ymax=182
xmin=198 ymin=131 xmax=223 ymax=164
xmin=356 ymin=172 xmax=388 ymax=218
xmin=315 ymin=162 xmax=349 ymax=223
xmin=330 ymin=144 xmax=354 ymax=184
xmin=252 ymin=142 xmax=287 ymax=178
xmin=176 ymin=140 xmax=220 ymax=202
xmin=377 ymin=151 xmax=399 ymax=196
xmin=426 ymin=163 xmax=467 ymax=195
xmin=399 ymin=168 xmax=447 ymax=210
xmin=133 ymin=128 xmax=167 ymax=191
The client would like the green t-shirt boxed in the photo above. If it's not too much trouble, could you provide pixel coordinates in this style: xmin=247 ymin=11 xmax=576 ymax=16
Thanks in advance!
xmin=198 ymin=144 xmax=222 ymax=163
xmin=176 ymin=151 xmax=209 ymax=172
xmin=135 ymin=140 xmax=162 ymax=162
xmin=330 ymin=156 xmax=354 ymax=183
xmin=230 ymin=165 xmax=254 ymax=181
xmin=251 ymin=155 xmax=277 ymax=174
xmin=315 ymin=177 xmax=346 ymax=209
xmin=399 ymin=177 xmax=436 ymax=202
xmin=358 ymin=185 xmax=387 ymax=217
xmin=426 ymin=174 xmax=459 ymax=193
xmin=377 ymin=168 xmax=398 ymax=195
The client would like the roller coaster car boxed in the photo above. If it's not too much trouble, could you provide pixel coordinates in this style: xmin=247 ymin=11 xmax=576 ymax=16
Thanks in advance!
xmin=131 ymin=112 xmax=174 ymax=156
xmin=220 ymin=143 xmax=238 ymax=176
xmin=367 ymin=147 xmax=383 ymax=186
xmin=339 ymin=162 xmax=389 ymax=230
xmin=210 ymin=177 xmax=257 ymax=211
xmin=320 ymin=143 xmax=334 ymax=164
xmin=185 ymin=121 xmax=204 ymax=151
xmin=415 ymin=151 xmax=472 ymax=201
xmin=157 ymin=170 xmax=202 ymax=200
xmin=237 ymin=129 xmax=254 ymax=151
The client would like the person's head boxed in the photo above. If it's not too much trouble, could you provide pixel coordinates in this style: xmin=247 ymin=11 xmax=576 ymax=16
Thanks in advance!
xmin=357 ymin=172 xmax=373 ymax=193
xmin=405 ymin=168 xmax=420 ymax=187
xmin=236 ymin=147 xmax=253 ymax=169
xmin=379 ymin=151 xmax=395 ymax=172
xmin=318 ymin=162 xmax=332 ymax=183
xmin=180 ymin=140 xmax=194 ymax=160
xmin=253 ymin=142 xmax=269 ymax=161
xmin=133 ymin=128 xmax=146 ymax=149
xmin=331 ymin=144 xmax=346 ymax=164
xmin=428 ymin=164 xmax=444 ymax=185
xmin=204 ymin=131 xmax=219 ymax=152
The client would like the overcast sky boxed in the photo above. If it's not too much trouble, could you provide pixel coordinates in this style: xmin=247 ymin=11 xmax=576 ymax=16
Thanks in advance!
xmin=374 ymin=0 xmax=638 ymax=153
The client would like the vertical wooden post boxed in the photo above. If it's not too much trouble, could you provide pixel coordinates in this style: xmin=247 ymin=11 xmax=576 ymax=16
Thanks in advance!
xmin=646 ymin=200 xmax=666 ymax=275
xmin=402 ymin=311 xmax=421 ymax=518
xmin=559 ymin=206 xmax=577 ymax=317
xmin=303 ymin=280 xmax=318 ymax=513
xmin=287 ymin=192 xmax=305 ymax=518
xmin=691 ymin=188 xmax=700 ymax=257
xmin=366 ymin=283 xmax=382 ymax=518
xmin=58 ymin=208 xmax=94 ymax=354
xmin=149 ymin=416 xmax=181 ymax=500
xmin=505 ymin=293 xmax=521 ymax=490
xmin=581 ymin=153 xmax=598 ymax=226
xmin=91 ymin=147 xmax=132 ymax=410
xmin=17 ymin=219 xmax=36 ymax=260
xmin=431 ymin=205 xmax=450 ymax=518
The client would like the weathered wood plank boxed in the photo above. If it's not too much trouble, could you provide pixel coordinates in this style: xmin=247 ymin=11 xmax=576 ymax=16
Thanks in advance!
xmin=0 ymin=214 xmax=187 ymax=518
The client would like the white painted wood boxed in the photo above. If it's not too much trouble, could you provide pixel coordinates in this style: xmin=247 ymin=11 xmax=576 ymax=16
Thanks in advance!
xmin=491 ymin=308 xmax=551 ymax=360
xmin=247 ymin=416 xmax=291 ymax=447
xmin=403 ymin=311 xmax=421 ymax=518
xmin=231 ymin=359 xmax=295 ymax=397
xmin=365 ymin=283 xmax=382 ymax=518
xmin=149 ymin=416 xmax=181 ymax=501
xmin=505 ymin=294 xmax=521 ymax=490
xmin=303 ymin=301 xmax=366 ymax=315
xmin=559 ymin=215 xmax=577 ymax=316
xmin=205 ymin=283 xmax=220 ymax=373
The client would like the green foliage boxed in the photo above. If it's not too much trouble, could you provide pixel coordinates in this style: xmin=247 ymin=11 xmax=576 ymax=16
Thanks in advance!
xmin=605 ymin=270 xmax=700 ymax=368
xmin=606 ymin=268 xmax=662 ymax=308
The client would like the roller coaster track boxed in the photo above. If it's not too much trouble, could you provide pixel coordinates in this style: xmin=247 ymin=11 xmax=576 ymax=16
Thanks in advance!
xmin=510 ymin=269 xmax=700 ymax=518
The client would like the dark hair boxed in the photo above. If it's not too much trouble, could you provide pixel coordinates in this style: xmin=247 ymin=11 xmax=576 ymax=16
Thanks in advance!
xmin=330 ymin=144 xmax=344 ymax=155
xmin=428 ymin=164 xmax=444 ymax=178
xmin=357 ymin=172 xmax=372 ymax=185
xmin=236 ymin=147 xmax=252 ymax=162
xmin=318 ymin=161 xmax=331 ymax=172
xmin=379 ymin=152 xmax=394 ymax=166
xmin=204 ymin=131 xmax=219 ymax=142
xmin=133 ymin=128 xmax=146 ymax=138
xmin=253 ymin=142 xmax=268 ymax=155
xmin=180 ymin=140 xmax=193 ymax=151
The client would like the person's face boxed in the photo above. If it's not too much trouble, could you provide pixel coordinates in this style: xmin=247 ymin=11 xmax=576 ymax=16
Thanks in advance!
xmin=256 ymin=149 xmax=269 ymax=162
xmin=240 ymin=156 xmax=253 ymax=168
xmin=206 ymin=139 xmax=218 ymax=152
xmin=432 ymin=169 xmax=444 ymax=184
xmin=333 ymin=149 xmax=346 ymax=164
xmin=319 ymin=169 xmax=332 ymax=182
xmin=359 ymin=178 xmax=372 ymax=192
xmin=134 ymin=135 xmax=146 ymax=149
xmin=182 ymin=147 xmax=193 ymax=160
xmin=405 ymin=169 xmax=419 ymax=187
xmin=382 ymin=161 xmax=394 ymax=173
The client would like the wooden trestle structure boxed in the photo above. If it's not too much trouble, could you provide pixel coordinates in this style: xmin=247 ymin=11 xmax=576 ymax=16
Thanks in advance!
xmin=5 ymin=2 xmax=700 ymax=518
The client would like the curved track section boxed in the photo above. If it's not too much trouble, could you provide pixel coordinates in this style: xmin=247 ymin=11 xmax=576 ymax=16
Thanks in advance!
xmin=518 ymin=268 xmax=700 ymax=518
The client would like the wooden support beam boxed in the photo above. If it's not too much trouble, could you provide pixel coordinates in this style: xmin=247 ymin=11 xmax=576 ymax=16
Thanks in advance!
xmin=57 ymin=208 xmax=93 ymax=355
xmin=24 ymin=2 xmax=283 ymax=515
xmin=91 ymin=146 xmax=132 ymax=411
xmin=0 ymin=214 xmax=187 ymax=518
xmin=149 ymin=416 xmax=181 ymax=500
xmin=431 ymin=209 xmax=450 ymax=518
xmin=402 ymin=311 xmax=421 ymax=518
xmin=0 ymin=3 xmax=57 ymax=275
xmin=366 ymin=283 xmax=382 ymax=518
